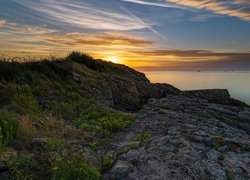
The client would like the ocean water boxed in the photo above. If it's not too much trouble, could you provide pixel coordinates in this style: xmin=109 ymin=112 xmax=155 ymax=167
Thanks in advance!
xmin=145 ymin=71 xmax=250 ymax=105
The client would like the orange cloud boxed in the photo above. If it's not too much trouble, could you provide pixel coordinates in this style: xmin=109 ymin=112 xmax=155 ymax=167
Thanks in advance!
xmin=44 ymin=32 xmax=153 ymax=48
xmin=166 ymin=0 xmax=250 ymax=21
xmin=0 ymin=19 xmax=6 ymax=27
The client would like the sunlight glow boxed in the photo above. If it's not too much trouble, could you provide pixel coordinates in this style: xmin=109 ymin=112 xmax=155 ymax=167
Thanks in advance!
xmin=106 ymin=56 xmax=121 ymax=64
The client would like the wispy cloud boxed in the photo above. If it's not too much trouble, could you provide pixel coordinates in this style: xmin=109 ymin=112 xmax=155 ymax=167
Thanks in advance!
xmin=122 ymin=0 xmax=187 ymax=9
xmin=44 ymin=32 xmax=153 ymax=47
xmin=13 ymin=0 xmax=151 ymax=31
xmin=122 ymin=0 xmax=250 ymax=21
xmin=126 ymin=49 xmax=250 ymax=70
xmin=130 ymin=49 xmax=250 ymax=60
xmin=189 ymin=14 xmax=222 ymax=22
xmin=166 ymin=0 xmax=250 ymax=21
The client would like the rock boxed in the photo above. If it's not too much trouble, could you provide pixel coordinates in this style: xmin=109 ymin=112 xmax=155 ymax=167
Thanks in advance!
xmin=102 ymin=95 xmax=250 ymax=179
xmin=83 ymin=148 xmax=102 ymax=171
xmin=31 ymin=138 xmax=48 ymax=149
xmin=72 ymin=72 xmax=85 ymax=83
xmin=109 ymin=76 xmax=140 ymax=111
xmin=125 ymin=150 xmax=140 ymax=161
xmin=110 ymin=161 xmax=130 ymax=179
xmin=181 ymin=89 xmax=248 ymax=107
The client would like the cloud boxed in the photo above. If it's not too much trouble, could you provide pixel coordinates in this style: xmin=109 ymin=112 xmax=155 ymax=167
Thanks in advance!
xmin=165 ymin=0 xmax=250 ymax=21
xmin=122 ymin=0 xmax=250 ymax=21
xmin=189 ymin=14 xmax=222 ymax=22
xmin=128 ymin=49 xmax=250 ymax=71
xmin=13 ymin=0 xmax=151 ymax=31
xmin=0 ymin=19 xmax=6 ymax=27
xmin=3 ymin=23 xmax=58 ymax=35
xmin=44 ymin=32 xmax=153 ymax=47
xmin=121 ymin=0 xmax=187 ymax=9
xmin=130 ymin=49 xmax=250 ymax=60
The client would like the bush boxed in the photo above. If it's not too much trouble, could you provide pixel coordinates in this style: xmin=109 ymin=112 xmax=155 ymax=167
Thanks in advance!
xmin=67 ymin=51 xmax=104 ymax=71
xmin=7 ymin=153 xmax=38 ymax=180
xmin=0 ymin=110 xmax=18 ymax=149
xmin=51 ymin=150 xmax=100 ymax=180
xmin=12 ymin=84 xmax=42 ymax=116
xmin=100 ymin=153 xmax=113 ymax=172
xmin=43 ymin=138 xmax=66 ymax=152
xmin=101 ymin=112 xmax=134 ymax=134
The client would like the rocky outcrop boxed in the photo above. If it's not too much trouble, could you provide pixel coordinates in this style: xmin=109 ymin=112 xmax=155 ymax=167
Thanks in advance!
xmin=80 ymin=62 xmax=180 ymax=111
xmin=102 ymin=95 xmax=250 ymax=179
xmin=181 ymin=89 xmax=248 ymax=107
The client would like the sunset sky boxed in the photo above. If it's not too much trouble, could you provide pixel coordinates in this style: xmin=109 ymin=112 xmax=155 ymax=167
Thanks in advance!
xmin=0 ymin=0 xmax=250 ymax=70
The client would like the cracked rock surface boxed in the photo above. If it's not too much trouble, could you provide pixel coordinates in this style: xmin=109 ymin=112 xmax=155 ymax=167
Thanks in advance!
xmin=102 ymin=95 xmax=250 ymax=180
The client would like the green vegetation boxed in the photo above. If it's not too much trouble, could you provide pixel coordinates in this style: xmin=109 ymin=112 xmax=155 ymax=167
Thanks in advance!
xmin=51 ymin=150 xmax=100 ymax=180
xmin=100 ymin=153 xmax=114 ymax=172
xmin=158 ymin=108 xmax=169 ymax=114
xmin=0 ymin=110 xmax=18 ymax=151
xmin=132 ymin=132 xmax=150 ymax=142
xmin=0 ymin=52 xmax=135 ymax=179
xmin=7 ymin=153 xmax=38 ymax=180
xmin=129 ymin=142 xmax=140 ymax=150
xmin=130 ymin=158 xmax=139 ymax=166
xmin=43 ymin=138 xmax=66 ymax=152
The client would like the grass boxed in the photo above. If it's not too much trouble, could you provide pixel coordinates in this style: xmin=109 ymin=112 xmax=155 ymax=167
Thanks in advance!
xmin=50 ymin=150 xmax=100 ymax=180
xmin=7 ymin=153 xmax=39 ymax=180
xmin=132 ymin=132 xmax=150 ymax=142
xmin=0 ymin=52 xmax=136 ymax=179
xmin=100 ymin=153 xmax=114 ymax=172
xmin=129 ymin=142 xmax=140 ymax=150
xmin=43 ymin=138 xmax=66 ymax=152
xmin=158 ymin=108 xmax=169 ymax=114
xmin=0 ymin=110 xmax=18 ymax=152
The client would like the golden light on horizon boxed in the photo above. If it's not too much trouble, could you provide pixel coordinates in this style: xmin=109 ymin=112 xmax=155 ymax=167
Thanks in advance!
xmin=105 ymin=56 xmax=121 ymax=64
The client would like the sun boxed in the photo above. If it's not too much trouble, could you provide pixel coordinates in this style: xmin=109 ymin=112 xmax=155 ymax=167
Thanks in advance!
xmin=106 ymin=56 xmax=121 ymax=64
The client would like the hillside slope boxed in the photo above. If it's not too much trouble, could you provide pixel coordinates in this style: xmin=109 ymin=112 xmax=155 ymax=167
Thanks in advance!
xmin=0 ymin=52 xmax=249 ymax=179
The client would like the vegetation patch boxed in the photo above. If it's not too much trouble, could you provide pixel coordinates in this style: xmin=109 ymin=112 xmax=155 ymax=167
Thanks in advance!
xmin=50 ymin=150 xmax=100 ymax=180
xmin=0 ymin=110 xmax=18 ymax=152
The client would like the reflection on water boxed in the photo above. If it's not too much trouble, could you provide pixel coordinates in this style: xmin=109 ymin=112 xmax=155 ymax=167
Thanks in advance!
xmin=145 ymin=71 xmax=250 ymax=105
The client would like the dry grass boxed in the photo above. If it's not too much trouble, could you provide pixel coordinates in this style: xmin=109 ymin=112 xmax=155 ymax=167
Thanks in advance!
xmin=17 ymin=115 xmax=84 ymax=141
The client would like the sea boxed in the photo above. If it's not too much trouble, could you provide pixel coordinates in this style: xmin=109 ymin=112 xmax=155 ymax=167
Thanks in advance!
xmin=145 ymin=71 xmax=250 ymax=105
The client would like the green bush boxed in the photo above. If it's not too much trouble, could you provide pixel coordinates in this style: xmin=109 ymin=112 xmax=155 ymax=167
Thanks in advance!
xmin=67 ymin=51 xmax=104 ymax=71
xmin=0 ymin=110 xmax=18 ymax=149
xmin=51 ymin=151 xmax=100 ymax=180
xmin=101 ymin=112 xmax=133 ymax=134
xmin=12 ymin=84 xmax=42 ymax=116
xmin=100 ymin=153 xmax=113 ymax=172
xmin=7 ymin=153 xmax=37 ymax=180
xmin=43 ymin=138 xmax=66 ymax=152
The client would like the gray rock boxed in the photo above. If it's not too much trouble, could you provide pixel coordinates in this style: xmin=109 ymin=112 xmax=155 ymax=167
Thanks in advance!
xmin=72 ymin=72 xmax=85 ymax=83
xmin=126 ymin=150 xmax=140 ymax=161
xmin=102 ymin=95 xmax=250 ymax=179
xmin=110 ymin=161 xmax=130 ymax=179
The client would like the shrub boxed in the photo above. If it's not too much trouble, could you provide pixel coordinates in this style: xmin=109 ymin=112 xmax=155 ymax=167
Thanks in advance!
xmin=0 ymin=110 xmax=18 ymax=149
xmin=51 ymin=150 xmax=100 ymax=180
xmin=100 ymin=153 xmax=113 ymax=172
xmin=101 ymin=112 xmax=134 ymax=134
xmin=43 ymin=138 xmax=66 ymax=152
xmin=67 ymin=51 xmax=104 ymax=71
xmin=7 ymin=153 xmax=38 ymax=180
xmin=12 ymin=84 xmax=42 ymax=116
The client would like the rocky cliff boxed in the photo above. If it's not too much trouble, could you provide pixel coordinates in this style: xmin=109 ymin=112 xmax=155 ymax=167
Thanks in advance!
xmin=0 ymin=52 xmax=249 ymax=179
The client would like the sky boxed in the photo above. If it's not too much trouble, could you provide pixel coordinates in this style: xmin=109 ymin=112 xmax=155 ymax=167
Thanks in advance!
xmin=0 ymin=0 xmax=250 ymax=70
